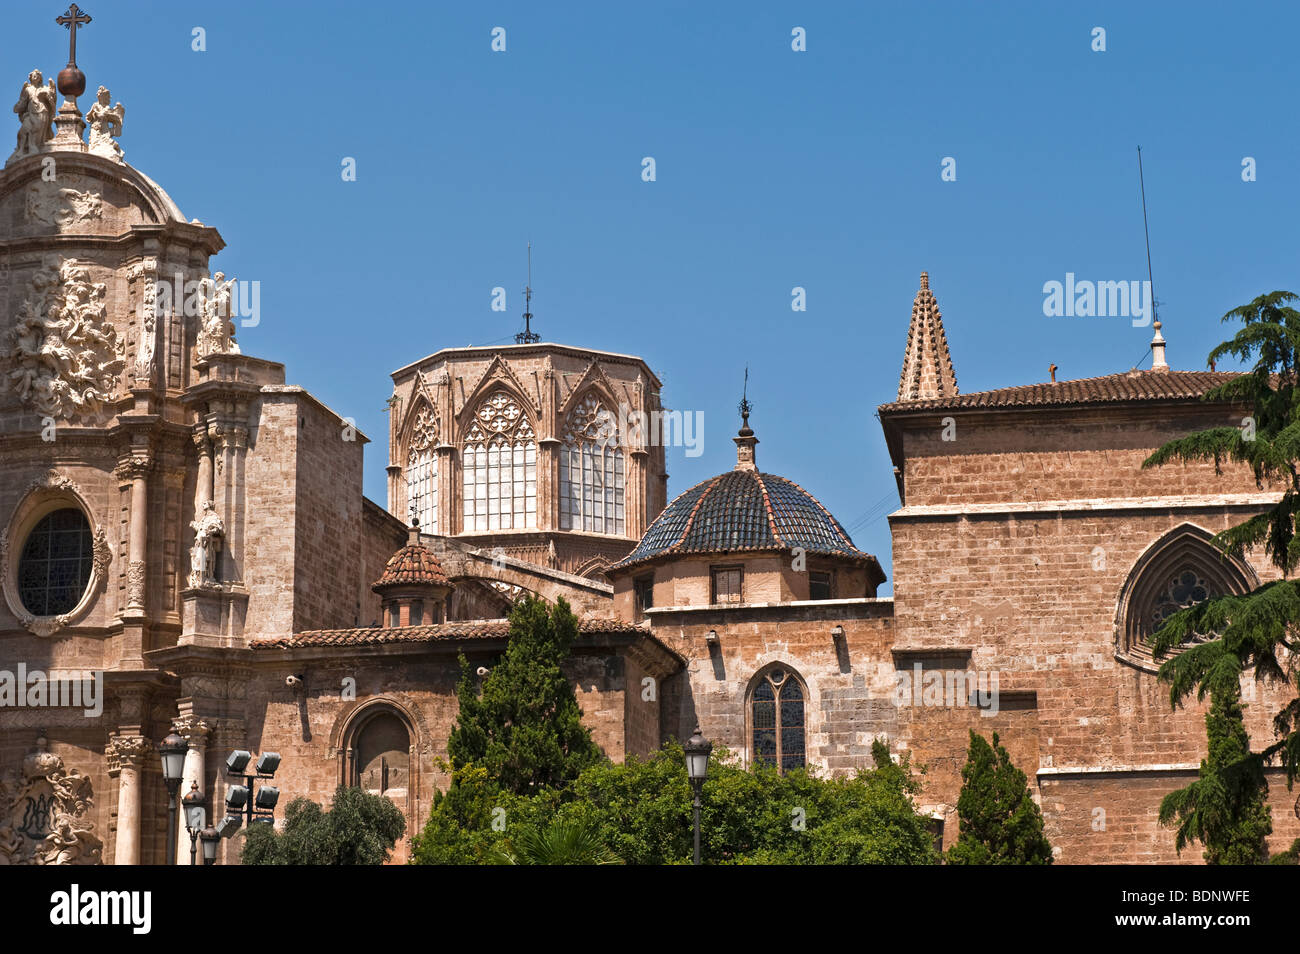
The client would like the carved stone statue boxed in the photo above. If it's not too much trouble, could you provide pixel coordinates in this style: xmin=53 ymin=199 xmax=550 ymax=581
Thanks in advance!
xmin=188 ymin=500 xmax=224 ymax=587
xmin=2 ymin=255 xmax=124 ymax=420
xmin=9 ymin=70 xmax=56 ymax=163
xmin=0 ymin=736 xmax=101 ymax=865
xmin=85 ymin=86 xmax=124 ymax=162
xmin=195 ymin=272 xmax=240 ymax=358
xmin=133 ymin=312 xmax=155 ymax=384
xmin=131 ymin=259 xmax=158 ymax=384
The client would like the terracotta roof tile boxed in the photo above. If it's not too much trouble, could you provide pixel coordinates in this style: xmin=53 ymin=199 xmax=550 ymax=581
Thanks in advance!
xmin=878 ymin=370 xmax=1241 ymax=414
xmin=251 ymin=617 xmax=645 ymax=650
xmin=372 ymin=542 xmax=450 ymax=589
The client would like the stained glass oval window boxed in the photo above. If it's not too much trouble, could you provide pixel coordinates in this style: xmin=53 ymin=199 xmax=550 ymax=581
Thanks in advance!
xmin=17 ymin=508 xmax=93 ymax=616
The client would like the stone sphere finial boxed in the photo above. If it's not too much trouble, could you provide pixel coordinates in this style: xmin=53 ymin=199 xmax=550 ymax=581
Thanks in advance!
xmin=57 ymin=66 xmax=86 ymax=98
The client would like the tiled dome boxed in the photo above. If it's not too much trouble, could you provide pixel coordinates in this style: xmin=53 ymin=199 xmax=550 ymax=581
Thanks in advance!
xmin=614 ymin=469 xmax=867 ymax=568
xmin=372 ymin=540 xmax=450 ymax=590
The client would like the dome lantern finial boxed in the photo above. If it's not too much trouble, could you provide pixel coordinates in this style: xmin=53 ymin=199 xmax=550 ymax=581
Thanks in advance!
xmin=735 ymin=367 xmax=758 ymax=471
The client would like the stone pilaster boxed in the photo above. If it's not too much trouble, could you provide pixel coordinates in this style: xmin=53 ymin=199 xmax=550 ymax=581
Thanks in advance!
xmin=106 ymin=735 xmax=151 ymax=866
xmin=113 ymin=455 xmax=152 ymax=613
xmin=171 ymin=716 xmax=210 ymax=866
xmin=193 ymin=425 xmax=213 ymax=514
xmin=434 ymin=444 xmax=456 ymax=535
xmin=227 ymin=424 xmax=248 ymax=583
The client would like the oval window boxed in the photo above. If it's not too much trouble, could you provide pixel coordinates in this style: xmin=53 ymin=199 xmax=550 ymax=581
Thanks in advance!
xmin=17 ymin=508 xmax=93 ymax=616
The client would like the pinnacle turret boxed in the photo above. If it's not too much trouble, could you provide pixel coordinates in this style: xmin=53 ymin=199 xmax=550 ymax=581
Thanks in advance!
xmin=896 ymin=271 xmax=958 ymax=402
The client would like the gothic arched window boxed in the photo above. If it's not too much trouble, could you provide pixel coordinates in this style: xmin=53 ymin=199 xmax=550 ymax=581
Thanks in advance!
xmin=463 ymin=391 xmax=537 ymax=532
xmin=405 ymin=406 xmax=439 ymax=532
xmin=750 ymin=665 xmax=806 ymax=773
xmin=1115 ymin=524 xmax=1256 ymax=671
xmin=560 ymin=394 xmax=625 ymax=535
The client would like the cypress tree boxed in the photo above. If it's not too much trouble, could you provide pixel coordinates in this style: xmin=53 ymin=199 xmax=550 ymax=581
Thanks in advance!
xmin=946 ymin=731 xmax=1053 ymax=865
xmin=447 ymin=594 xmax=604 ymax=795
xmin=1159 ymin=683 xmax=1272 ymax=864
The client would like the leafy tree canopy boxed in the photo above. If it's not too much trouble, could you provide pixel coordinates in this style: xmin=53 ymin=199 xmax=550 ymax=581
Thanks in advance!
xmin=241 ymin=785 xmax=406 ymax=865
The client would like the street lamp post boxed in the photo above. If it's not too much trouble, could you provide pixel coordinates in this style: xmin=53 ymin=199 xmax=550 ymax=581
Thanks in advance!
xmin=158 ymin=732 xmax=188 ymax=866
xmin=683 ymin=724 xmax=712 ymax=866
xmin=199 ymin=825 xmax=219 ymax=865
xmin=182 ymin=781 xmax=207 ymax=866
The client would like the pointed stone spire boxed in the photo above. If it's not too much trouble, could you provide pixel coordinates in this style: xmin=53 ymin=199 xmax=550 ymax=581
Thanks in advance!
xmin=897 ymin=272 xmax=958 ymax=402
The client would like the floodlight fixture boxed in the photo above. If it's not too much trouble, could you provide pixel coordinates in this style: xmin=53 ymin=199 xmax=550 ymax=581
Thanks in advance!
xmin=226 ymin=750 xmax=252 ymax=774
xmin=255 ymin=751 xmax=281 ymax=776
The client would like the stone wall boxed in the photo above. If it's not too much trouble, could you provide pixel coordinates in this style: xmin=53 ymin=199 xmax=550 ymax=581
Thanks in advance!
xmin=650 ymin=600 xmax=896 ymax=771
xmin=884 ymin=396 xmax=1300 ymax=860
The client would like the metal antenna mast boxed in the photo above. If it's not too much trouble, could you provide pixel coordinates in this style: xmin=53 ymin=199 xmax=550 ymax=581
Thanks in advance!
xmin=1138 ymin=147 xmax=1168 ymax=369
xmin=1137 ymin=147 xmax=1157 ymax=324
xmin=516 ymin=242 xmax=539 ymax=344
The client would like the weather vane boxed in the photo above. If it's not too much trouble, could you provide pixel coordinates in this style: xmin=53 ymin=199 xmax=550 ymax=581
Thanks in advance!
xmin=738 ymin=366 xmax=752 ymax=428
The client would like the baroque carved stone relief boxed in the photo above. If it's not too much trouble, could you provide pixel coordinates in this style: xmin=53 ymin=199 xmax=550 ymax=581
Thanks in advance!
xmin=24 ymin=184 xmax=103 ymax=229
xmin=3 ymin=256 xmax=124 ymax=421
xmin=0 ymin=736 xmax=102 ymax=865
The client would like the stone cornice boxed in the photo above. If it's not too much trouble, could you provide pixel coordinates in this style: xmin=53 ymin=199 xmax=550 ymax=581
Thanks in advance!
xmin=890 ymin=492 xmax=1282 ymax=521
xmin=644 ymin=597 xmax=894 ymax=622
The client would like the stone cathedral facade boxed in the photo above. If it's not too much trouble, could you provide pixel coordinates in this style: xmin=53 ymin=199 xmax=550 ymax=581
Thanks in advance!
xmin=1 ymin=39 xmax=1297 ymax=867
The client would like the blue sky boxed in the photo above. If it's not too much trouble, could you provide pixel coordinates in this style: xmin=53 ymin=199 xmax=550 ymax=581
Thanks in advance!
xmin=5 ymin=1 xmax=1296 ymax=593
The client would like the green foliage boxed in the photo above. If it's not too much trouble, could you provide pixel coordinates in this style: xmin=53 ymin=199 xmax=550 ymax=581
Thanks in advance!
xmin=1159 ymin=686 xmax=1272 ymax=864
xmin=409 ymin=763 xmax=556 ymax=864
xmin=1268 ymin=837 xmax=1300 ymax=864
xmin=415 ymin=739 xmax=938 ymax=865
xmin=417 ymin=593 xmax=936 ymax=865
xmin=490 ymin=816 xmax=622 ymax=865
xmin=240 ymin=785 xmax=406 ymax=865
xmin=946 ymin=731 xmax=1052 ymax=865
xmin=447 ymin=595 xmax=605 ymax=797
xmin=1141 ymin=291 xmax=1300 ymax=860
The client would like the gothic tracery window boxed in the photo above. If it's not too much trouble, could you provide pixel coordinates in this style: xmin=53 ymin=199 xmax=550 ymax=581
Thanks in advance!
xmin=462 ymin=391 xmax=537 ymax=532
xmin=406 ymin=407 xmax=439 ymax=532
xmin=1117 ymin=525 xmax=1255 ymax=670
xmin=751 ymin=666 xmax=806 ymax=773
xmin=560 ymin=393 xmax=625 ymax=535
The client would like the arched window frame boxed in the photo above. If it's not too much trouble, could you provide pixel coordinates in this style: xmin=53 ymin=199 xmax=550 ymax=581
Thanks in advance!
xmin=1114 ymin=523 xmax=1258 ymax=673
xmin=747 ymin=663 xmax=808 ymax=773
xmin=559 ymin=392 xmax=625 ymax=535
xmin=333 ymin=698 xmax=424 ymax=823
xmin=461 ymin=390 xmax=537 ymax=532
xmin=404 ymin=404 xmax=439 ymax=532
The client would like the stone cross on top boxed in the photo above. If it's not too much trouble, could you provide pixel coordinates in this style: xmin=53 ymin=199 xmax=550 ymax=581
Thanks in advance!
xmin=57 ymin=4 xmax=92 ymax=69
